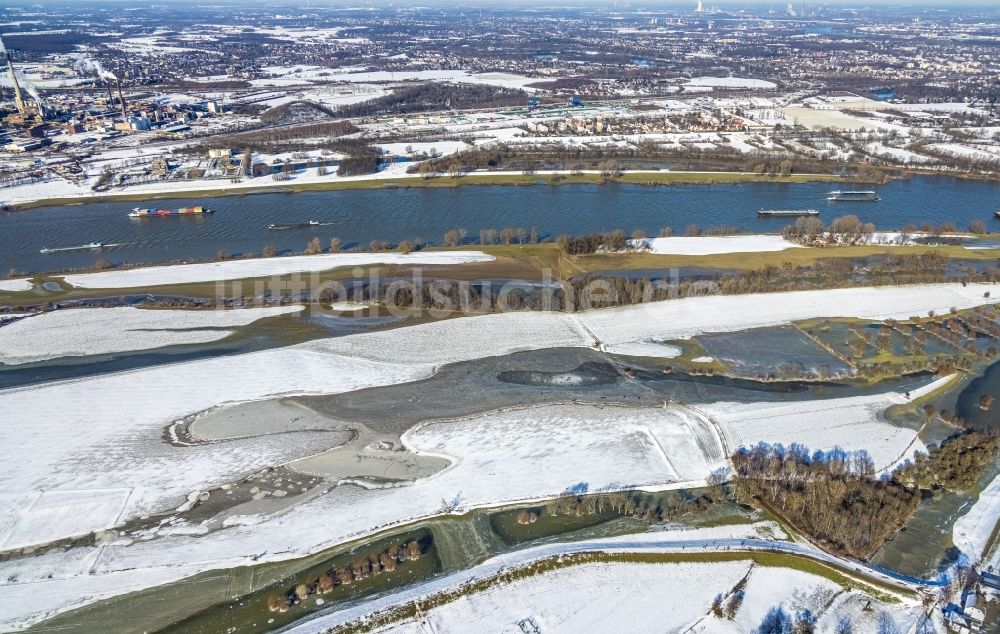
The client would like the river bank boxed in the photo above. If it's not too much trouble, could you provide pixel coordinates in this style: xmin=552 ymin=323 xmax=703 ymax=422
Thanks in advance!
xmin=4 ymin=168 xmax=846 ymax=211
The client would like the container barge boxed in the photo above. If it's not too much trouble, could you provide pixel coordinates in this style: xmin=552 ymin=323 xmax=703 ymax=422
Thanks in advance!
xmin=757 ymin=209 xmax=820 ymax=217
xmin=129 ymin=206 xmax=212 ymax=218
xmin=827 ymin=190 xmax=879 ymax=202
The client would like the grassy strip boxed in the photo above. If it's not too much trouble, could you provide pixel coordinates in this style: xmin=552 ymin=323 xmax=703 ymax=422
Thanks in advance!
xmin=909 ymin=372 xmax=964 ymax=407
xmin=885 ymin=371 xmax=967 ymax=422
xmin=9 ymin=171 xmax=846 ymax=211
xmin=616 ymin=172 xmax=843 ymax=185
xmin=6 ymin=242 xmax=1000 ymax=307
xmin=752 ymin=506 xmax=800 ymax=544
xmin=336 ymin=549 xmax=914 ymax=633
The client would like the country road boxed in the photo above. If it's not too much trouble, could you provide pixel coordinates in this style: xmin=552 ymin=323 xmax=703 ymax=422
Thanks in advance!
xmin=284 ymin=532 xmax=943 ymax=633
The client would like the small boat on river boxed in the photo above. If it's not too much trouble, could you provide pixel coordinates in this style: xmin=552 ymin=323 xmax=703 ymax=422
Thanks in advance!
xmin=40 ymin=242 xmax=104 ymax=254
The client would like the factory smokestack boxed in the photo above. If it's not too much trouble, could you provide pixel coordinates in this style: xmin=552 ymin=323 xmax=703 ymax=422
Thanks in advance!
xmin=6 ymin=51 xmax=27 ymax=116
xmin=116 ymin=77 xmax=126 ymax=120
xmin=106 ymin=80 xmax=114 ymax=109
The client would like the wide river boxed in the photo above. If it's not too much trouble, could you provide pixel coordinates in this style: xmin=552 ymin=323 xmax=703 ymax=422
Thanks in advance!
xmin=3 ymin=174 xmax=998 ymax=273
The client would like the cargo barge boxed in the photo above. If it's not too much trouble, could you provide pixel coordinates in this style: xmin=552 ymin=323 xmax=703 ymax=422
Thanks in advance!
xmin=827 ymin=190 xmax=879 ymax=202
xmin=267 ymin=220 xmax=330 ymax=231
xmin=757 ymin=209 xmax=820 ymax=217
xmin=129 ymin=206 xmax=212 ymax=218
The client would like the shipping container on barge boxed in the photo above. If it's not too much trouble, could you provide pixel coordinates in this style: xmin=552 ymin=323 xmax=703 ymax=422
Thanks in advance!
xmin=129 ymin=206 xmax=212 ymax=218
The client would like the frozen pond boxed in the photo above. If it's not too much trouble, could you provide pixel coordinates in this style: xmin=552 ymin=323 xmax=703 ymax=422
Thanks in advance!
xmin=697 ymin=326 xmax=853 ymax=378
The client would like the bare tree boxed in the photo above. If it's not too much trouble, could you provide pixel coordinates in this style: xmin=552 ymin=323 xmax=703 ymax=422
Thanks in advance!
xmin=443 ymin=228 xmax=467 ymax=247
xmin=418 ymin=161 xmax=437 ymax=179
xmin=479 ymin=228 xmax=498 ymax=245
xmin=305 ymin=237 xmax=323 ymax=255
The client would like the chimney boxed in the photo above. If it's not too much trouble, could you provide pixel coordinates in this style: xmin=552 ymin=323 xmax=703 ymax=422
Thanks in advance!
xmin=6 ymin=52 xmax=26 ymax=116
xmin=106 ymin=80 xmax=114 ymax=108
xmin=116 ymin=77 xmax=127 ymax=120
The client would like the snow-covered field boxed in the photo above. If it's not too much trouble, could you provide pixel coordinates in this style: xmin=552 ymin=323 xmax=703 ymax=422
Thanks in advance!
xmin=0 ymin=402 xmax=723 ymax=627
xmin=0 ymin=278 xmax=32 ymax=292
xmin=633 ymin=235 xmax=803 ymax=255
xmin=383 ymin=561 xmax=751 ymax=634
xmin=952 ymin=474 xmax=1000 ymax=562
xmin=299 ymin=84 xmax=389 ymax=109
xmin=780 ymin=107 xmax=896 ymax=132
xmin=602 ymin=341 xmax=682 ymax=358
xmin=576 ymin=284 xmax=999 ymax=346
xmin=2 ymin=489 xmax=132 ymax=550
xmin=928 ymin=143 xmax=1000 ymax=162
xmin=322 ymin=285 xmax=998 ymax=367
xmin=0 ymin=284 xmax=992 ymax=628
xmin=317 ymin=311 xmax=590 ymax=365
xmin=714 ymin=564 xmax=922 ymax=634
xmin=685 ymin=76 xmax=778 ymax=90
xmin=60 ymin=251 xmax=494 ymax=288
xmin=0 ymin=306 xmax=302 ymax=365
xmin=0 ymin=347 xmax=435 ymax=552
xmin=295 ymin=535 xmax=923 ymax=634
xmin=0 ymin=382 xmax=941 ymax=628
xmin=378 ymin=141 xmax=469 ymax=157
xmin=404 ymin=403 xmax=728 ymax=498
xmin=700 ymin=394 xmax=924 ymax=472
xmin=864 ymin=142 xmax=932 ymax=165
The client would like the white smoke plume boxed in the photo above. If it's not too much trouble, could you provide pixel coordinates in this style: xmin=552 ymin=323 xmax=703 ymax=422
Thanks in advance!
xmin=20 ymin=75 xmax=41 ymax=101
xmin=0 ymin=35 xmax=41 ymax=102
xmin=74 ymin=57 xmax=117 ymax=81
xmin=0 ymin=69 xmax=41 ymax=101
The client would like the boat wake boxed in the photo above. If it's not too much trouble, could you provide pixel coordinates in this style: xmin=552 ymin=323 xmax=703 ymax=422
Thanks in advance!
xmin=39 ymin=242 xmax=128 ymax=254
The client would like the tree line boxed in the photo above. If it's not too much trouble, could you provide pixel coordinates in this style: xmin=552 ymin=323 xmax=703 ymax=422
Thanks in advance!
xmin=266 ymin=538 xmax=425 ymax=614
xmin=336 ymin=83 xmax=526 ymax=118
xmin=407 ymin=140 xmax=882 ymax=179
xmin=180 ymin=120 xmax=359 ymax=157
xmin=731 ymin=431 xmax=1000 ymax=558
